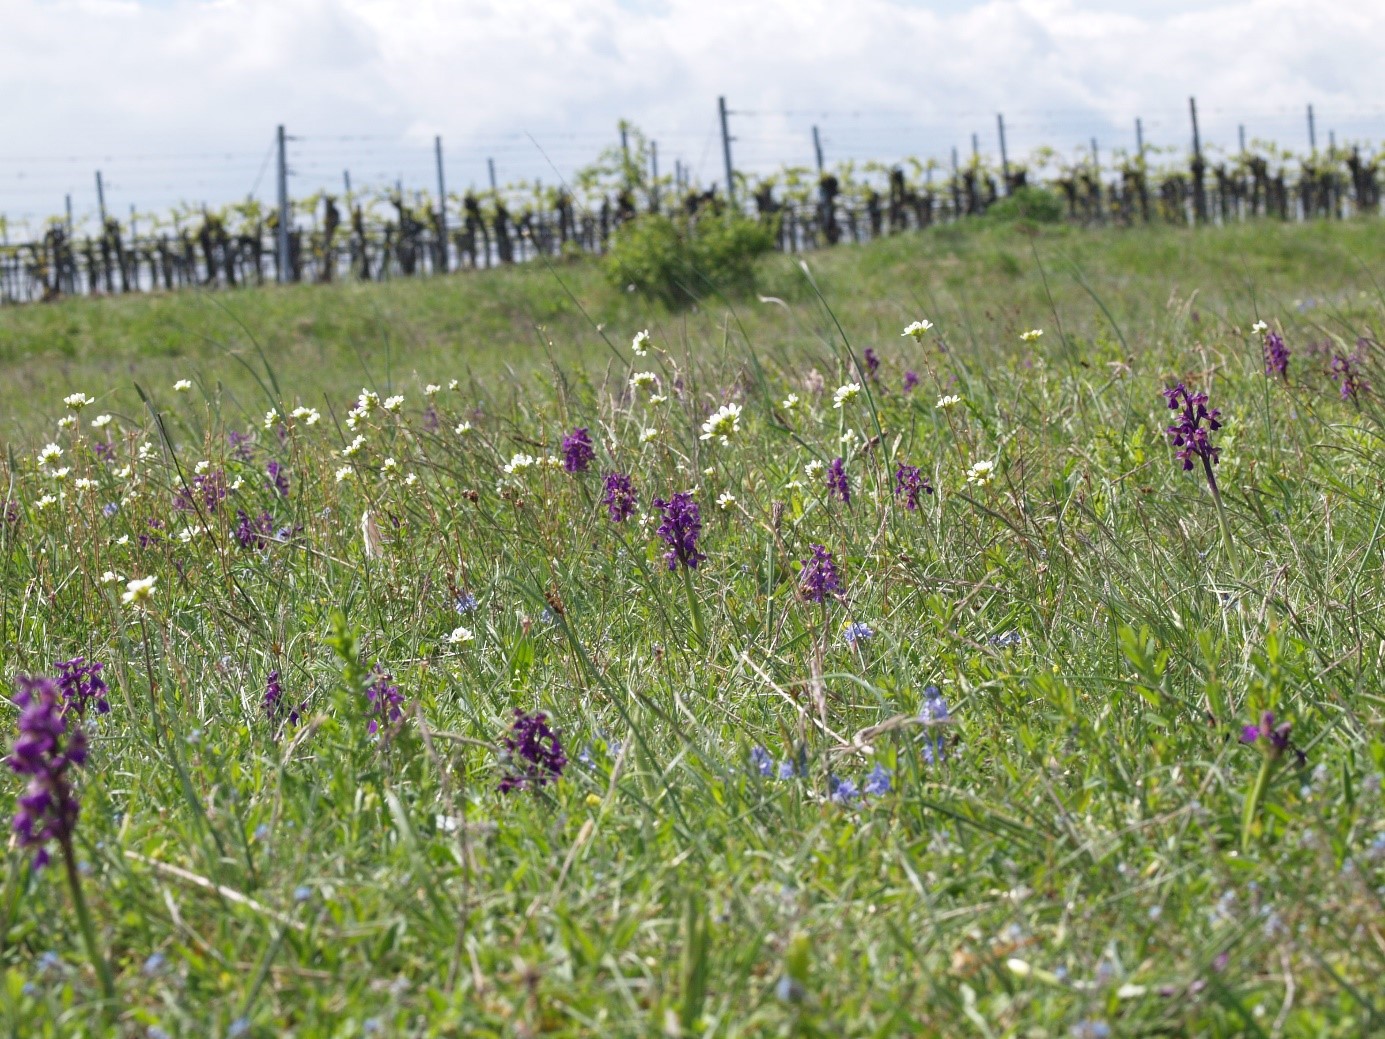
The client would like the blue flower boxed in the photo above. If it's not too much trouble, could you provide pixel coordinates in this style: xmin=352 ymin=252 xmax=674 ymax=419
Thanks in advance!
xmin=921 ymin=685 xmax=949 ymax=764
xmin=750 ymin=746 xmax=773 ymax=777
xmin=864 ymin=764 xmax=892 ymax=796
xmin=142 ymin=953 xmax=166 ymax=976
xmin=842 ymin=622 xmax=874 ymax=646
xmin=829 ymin=776 xmax=859 ymax=804
xmin=454 ymin=592 xmax=478 ymax=614
xmin=293 ymin=885 xmax=313 ymax=903
xmin=777 ymin=760 xmax=798 ymax=780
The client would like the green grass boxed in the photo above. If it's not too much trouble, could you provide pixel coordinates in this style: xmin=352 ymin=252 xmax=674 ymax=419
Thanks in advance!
xmin=1 ymin=216 xmax=1385 ymax=1036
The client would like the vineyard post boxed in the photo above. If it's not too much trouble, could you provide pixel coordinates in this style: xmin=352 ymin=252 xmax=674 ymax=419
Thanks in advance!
xmin=488 ymin=158 xmax=498 ymax=194
xmin=1238 ymin=124 xmax=1246 ymax=154
xmin=971 ymin=132 xmax=979 ymax=164
xmin=276 ymin=124 xmax=290 ymax=284
xmin=1135 ymin=117 xmax=1144 ymax=161
xmin=620 ymin=124 xmax=631 ymax=187
xmin=813 ymin=126 xmax=824 ymax=178
xmin=718 ymin=96 xmax=736 ymax=210
xmin=65 ymin=194 xmax=73 ymax=237
xmin=130 ymin=204 xmax=136 ymax=240
xmin=650 ymin=141 xmax=660 ymax=211
xmin=1307 ymin=104 xmax=1316 ymax=153
xmin=95 ymin=170 xmax=107 ymax=228
xmin=343 ymin=170 xmax=352 ymax=198
xmin=434 ymin=135 xmax=448 ymax=273
xmin=997 ymin=113 xmax=1010 ymax=194
xmin=1189 ymin=96 xmax=1207 ymax=225
xmin=1091 ymin=138 xmax=1103 ymax=223
xmin=674 ymin=159 xmax=683 ymax=195
xmin=950 ymin=145 xmax=961 ymax=220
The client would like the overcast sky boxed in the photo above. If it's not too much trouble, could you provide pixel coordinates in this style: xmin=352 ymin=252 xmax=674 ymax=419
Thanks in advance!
xmin=3 ymin=0 xmax=1383 ymax=235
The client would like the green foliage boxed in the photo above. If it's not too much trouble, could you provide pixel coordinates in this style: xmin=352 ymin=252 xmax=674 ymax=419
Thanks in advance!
xmin=604 ymin=211 xmax=777 ymax=307
xmin=985 ymin=184 xmax=1065 ymax=223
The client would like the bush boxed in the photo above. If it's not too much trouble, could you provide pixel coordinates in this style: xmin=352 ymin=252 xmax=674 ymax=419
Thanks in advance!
xmin=604 ymin=212 xmax=777 ymax=307
xmin=985 ymin=186 xmax=1065 ymax=224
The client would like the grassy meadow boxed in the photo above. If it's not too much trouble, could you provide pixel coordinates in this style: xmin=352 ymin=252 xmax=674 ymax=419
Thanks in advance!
xmin=2 ymin=217 xmax=1385 ymax=1036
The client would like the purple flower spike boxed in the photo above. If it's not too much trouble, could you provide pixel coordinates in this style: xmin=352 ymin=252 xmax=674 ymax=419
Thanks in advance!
xmin=561 ymin=427 xmax=595 ymax=474
xmin=602 ymin=472 xmax=637 ymax=522
xmin=1262 ymin=330 xmax=1290 ymax=381
xmin=1241 ymin=710 xmax=1300 ymax=763
xmin=174 ymin=470 xmax=229 ymax=513
xmin=800 ymin=544 xmax=841 ymax=604
xmin=54 ymin=657 xmax=109 ymax=718
xmin=903 ymin=370 xmax=920 ymax=393
xmin=1332 ymin=351 xmax=1368 ymax=405
xmin=893 ymin=463 xmax=934 ymax=511
xmin=653 ymin=492 xmax=705 ymax=571
xmin=826 ymin=458 xmax=850 ymax=504
xmin=862 ymin=348 xmax=880 ymax=379
xmin=8 ymin=676 xmax=87 ymax=869
xmin=499 ymin=709 xmax=567 ymax=793
xmin=267 ymin=460 xmax=290 ymax=498
xmin=364 ymin=665 xmax=404 ymax=737
xmin=1162 ymin=383 xmax=1222 ymax=472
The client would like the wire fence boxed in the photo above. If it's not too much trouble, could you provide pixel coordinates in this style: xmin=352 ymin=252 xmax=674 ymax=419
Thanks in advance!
xmin=3 ymin=102 xmax=1383 ymax=305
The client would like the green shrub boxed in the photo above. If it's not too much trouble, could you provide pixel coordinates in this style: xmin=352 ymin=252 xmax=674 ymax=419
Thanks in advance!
xmin=985 ymin=185 xmax=1065 ymax=224
xmin=604 ymin=212 xmax=777 ymax=307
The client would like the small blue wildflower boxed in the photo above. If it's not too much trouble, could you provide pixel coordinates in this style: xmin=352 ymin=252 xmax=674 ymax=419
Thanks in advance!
xmin=142 ymin=953 xmax=166 ymax=976
xmin=842 ymin=621 xmax=874 ymax=646
xmin=921 ymin=685 xmax=949 ymax=764
xmin=102 ymin=502 xmax=119 ymax=518
xmin=777 ymin=760 xmax=798 ymax=781
xmin=364 ymin=1020 xmax=383 ymax=1036
xmin=454 ymin=592 xmax=479 ymax=614
xmin=38 ymin=952 xmax=62 ymax=974
xmin=989 ymin=629 xmax=1023 ymax=649
xmin=228 ymin=1018 xmax=250 ymax=1038
xmin=254 ymin=823 xmax=270 ymax=841
xmin=750 ymin=746 xmax=773 ymax=777
xmin=293 ymin=885 xmax=312 ymax=903
xmin=864 ymin=764 xmax=892 ymax=796
xmin=829 ymin=776 xmax=859 ymax=804
xmin=776 ymin=975 xmax=806 ymax=1003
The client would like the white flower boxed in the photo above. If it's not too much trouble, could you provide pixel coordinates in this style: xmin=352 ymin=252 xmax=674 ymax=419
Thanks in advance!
xmin=700 ymin=402 xmax=743 ymax=445
xmin=64 ymin=392 xmax=94 ymax=411
xmin=356 ymin=389 xmax=380 ymax=415
xmin=424 ymin=383 xmax=442 ymax=396
xmin=630 ymin=371 xmax=658 ymax=392
xmin=35 ymin=494 xmax=58 ymax=511
xmin=381 ymin=456 xmax=399 ymax=474
xmin=542 ymin=455 xmax=563 ymax=470
xmin=715 ymin=492 xmax=737 ymax=511
xmin=115 ymin=466 xmax=131 ymax=480
xmin=57 ymin=416 xmax=77 ymax=431
xmin=115 ymin=534 xmax=130 ymax=546
xmin=177 ymin=525 xmax=203 ymax=543
xmin=966 ymin=459 xmax=997 ymax=486
xmin=702 ymin=466 xmax=716 ymax=478
xmin=229 ymin=476 xmax=244 ymax=491
xmin=194 ymin=460 xmax=211 ymax=475
xmin=263 ymin=409 xmax=280 ymax=430
xmin=936 ymin=394 xmax=962 ymax=410
xmin=341 ymin=435 xmax=367 ymax=458
xmin=503 ymin=453 xmax=536 ymax=474
xmin=345 ymin=412 xmax=362 ymax=430
xmin=782 ymin=393 xmax=800 ymax=411
xmin=902 ymin=320 xmax=934 ymax=341
xmin=173 ymin=379 xmax=193 ymax=393
xmin=404 ymin=472 xmax=418 ymax=486
xmin=639 ymin=427 xmax=659 ymax=444
xmin=631 ymin=329 xmax=651 ymax=356
xmin=1019 ymin=328 xmax=1043 ymax=343
xmin=804 ymin=459 xmax=825 ymax=480
xmin=291 ymin=406 xmax=320 ymax=425
xmin=334 ymin=466 xmax=354 ymax=483
xmin=448 ymin=379 xmax=460 ymax=391
xmin=832 ymin=383 xmax=862 ymax=409
xmin=447 ymin=626 xmax=475 ymax=645
xmin=840 ymin=429 xmax=858 ymax=446
xmin=648 ymin=394 xmax=668 ymax=405
xmin=100 ymin=570 xmax=123 ymax=586
xmin=383 ymin=395 xmax=405 ymax=412
xmin=37 ymin=443 xmax=63 ymax=466
xmin=138 ymin=442 xmax=155 ymax=461
xmin=91 ymin=414 xmax=112 ymax=429
xmin=50 ymin=467 xmax=71 ymax=481
xmin=454 ymin=421 xmax=473 ymax=436
xmin=122 ymin=575 xmax=157 ymax=606
xmin=1251 ymin=320 xmax=1268 ymax=335
xmin=74 ymin=478 xmax=96 ymax=491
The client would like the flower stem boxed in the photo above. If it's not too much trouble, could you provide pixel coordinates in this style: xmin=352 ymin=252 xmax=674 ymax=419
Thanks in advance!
xmin=1241 ymin=755 xmax=1274 ymax=853
xmin=681 ymin=566 xmax=705 ymax=645
xmin=60 ymin=837 xmax=116 ymax=1009
xmin=1203 ymin=462 xmax=1240 ymax=570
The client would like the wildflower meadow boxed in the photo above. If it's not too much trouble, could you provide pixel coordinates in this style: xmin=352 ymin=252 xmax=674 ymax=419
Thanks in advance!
xmin=2 ymin=217 xmax=1385 ymax=1036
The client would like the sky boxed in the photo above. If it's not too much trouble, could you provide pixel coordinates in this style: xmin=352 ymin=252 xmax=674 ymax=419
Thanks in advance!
xmin=3 ymin=0 xmax=1384 ymax=236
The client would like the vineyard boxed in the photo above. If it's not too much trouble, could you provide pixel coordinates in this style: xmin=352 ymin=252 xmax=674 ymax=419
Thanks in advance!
xmin=2 ymin=120 xmax=1382 ymax=305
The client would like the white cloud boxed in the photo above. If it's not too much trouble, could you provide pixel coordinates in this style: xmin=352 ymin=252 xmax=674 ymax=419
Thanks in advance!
xmin=2 ymin=0 xmax=1383 ymax=232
